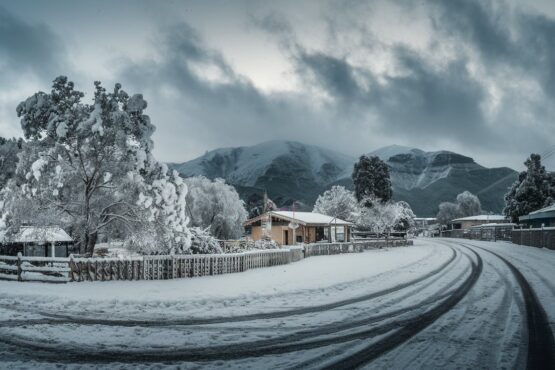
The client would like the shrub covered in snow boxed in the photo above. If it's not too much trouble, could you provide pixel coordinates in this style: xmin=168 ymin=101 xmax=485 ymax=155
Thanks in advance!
xmin=189 ymin=227 xmax=223 ymax=254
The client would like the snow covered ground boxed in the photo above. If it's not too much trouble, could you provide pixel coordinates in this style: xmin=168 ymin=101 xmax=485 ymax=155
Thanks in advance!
xmin=0 ymin=239 xmax=553 ymax=369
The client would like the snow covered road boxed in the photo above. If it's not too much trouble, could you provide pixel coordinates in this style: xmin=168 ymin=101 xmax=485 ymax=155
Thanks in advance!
xmin=0 ymin=239 xmax=554 ymax=369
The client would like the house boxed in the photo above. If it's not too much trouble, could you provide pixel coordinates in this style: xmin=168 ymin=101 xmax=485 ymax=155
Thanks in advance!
xmin=518 ymin=204 xmax=555 ymax=228
xmin=414 ymin=217 xmax=438 ymax=236
xmin=449 ymin=215 xmax=508 ymax=230
xmin=244 ymin=211 xmax=353 ymax=245
xmin=0 ymin=226 xmax=75 ymax=257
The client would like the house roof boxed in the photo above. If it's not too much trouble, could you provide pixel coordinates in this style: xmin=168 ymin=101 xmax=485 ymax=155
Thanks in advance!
xmin=450 ymin=214 xmax=506 ymax=223
xmin=12 ymin=226 xmax=73 ymax=243
xmin=519 ymin=204 xmax=555 ymax=221
xmin=469 ymin=223 xmax=515 ymax=229
xmin=244 ymin=211 xmax=353 ymax=227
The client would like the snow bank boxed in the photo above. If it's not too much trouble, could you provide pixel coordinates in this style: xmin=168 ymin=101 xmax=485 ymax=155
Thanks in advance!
xmin=0 ymin=244 xmax=442 ymax=304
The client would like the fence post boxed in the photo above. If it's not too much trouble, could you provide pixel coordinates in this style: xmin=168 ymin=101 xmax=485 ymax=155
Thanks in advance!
xmin=17 ymin=252 xmax=22 ymax=282
xmin=69 ymin=254 xmax=75 ymax=282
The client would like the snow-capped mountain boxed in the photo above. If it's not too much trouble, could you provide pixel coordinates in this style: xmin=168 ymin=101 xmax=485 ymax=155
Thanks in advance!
xmin=361 ymin=145 xmax=517 ymax=215
xmin=170 ymin=142 xmax=518 ymax=216
xmin=370 ymin=145 xmax=483 ymax=190
xmin=169 ymin=140 xmax=356 ymax=207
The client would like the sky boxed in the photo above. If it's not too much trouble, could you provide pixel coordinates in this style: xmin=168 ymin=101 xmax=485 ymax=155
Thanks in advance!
xmin=1 ymin=0 xmax=555 ymax=170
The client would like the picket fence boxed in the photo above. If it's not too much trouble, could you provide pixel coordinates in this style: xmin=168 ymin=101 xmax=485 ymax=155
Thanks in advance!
xmin=0 ymin=239 xmax=411 ymax=283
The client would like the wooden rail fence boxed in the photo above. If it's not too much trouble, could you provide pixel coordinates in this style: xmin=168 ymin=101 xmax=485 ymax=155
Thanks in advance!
xmin=0 ymin=240 xmax=410 ymax=283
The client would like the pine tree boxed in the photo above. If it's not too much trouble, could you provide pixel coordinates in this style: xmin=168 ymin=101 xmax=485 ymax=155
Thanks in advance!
xmin=352 ymin=155 xmax=392 ymax=205
xmin=504 ymin=154 xmax=551 ymax=222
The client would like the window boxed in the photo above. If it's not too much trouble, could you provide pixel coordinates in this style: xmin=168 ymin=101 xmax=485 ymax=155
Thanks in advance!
xmin=332 ymin=226 xmax=345 ymax=242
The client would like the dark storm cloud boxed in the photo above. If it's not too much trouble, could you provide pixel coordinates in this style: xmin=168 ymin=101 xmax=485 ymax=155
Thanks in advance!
xmin=254 ymin=0 xmax=555 ymax=160
xmin=292 ymin=41 xmax=493 ymax=145
xmin=0 ymin=6 xmax=66 ymax=83
xmin=1 ymin=0 xmax=555 ymax=169
xmin=118 ymin=23 xmax=330 ymax=155
xmin=297 ymin=51 xmax=363 ymax=103
xmin=369 ymin=48 xmax=488 ymax=141
xmin=428 ymin=0 xmax=555 ymax=97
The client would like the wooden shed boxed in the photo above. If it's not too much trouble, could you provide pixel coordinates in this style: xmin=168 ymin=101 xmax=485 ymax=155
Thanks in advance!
xmin=244 ymin=211 xmax=353 ymax=245
xmin=0 ymin=226 xmax=75 ymax=257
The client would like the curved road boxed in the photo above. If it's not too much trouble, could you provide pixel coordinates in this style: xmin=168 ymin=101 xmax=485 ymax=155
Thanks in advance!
xmin=0 ymin=238 xmax=554 ymax=369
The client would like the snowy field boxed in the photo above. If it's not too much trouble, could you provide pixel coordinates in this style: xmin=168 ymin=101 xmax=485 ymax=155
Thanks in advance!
xmin=0 ymin=239 xmax=554 ymax=369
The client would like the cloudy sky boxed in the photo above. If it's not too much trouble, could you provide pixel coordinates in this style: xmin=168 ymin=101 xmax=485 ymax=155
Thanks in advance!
xmin=1 ymin=0 xmax=555 ymax=170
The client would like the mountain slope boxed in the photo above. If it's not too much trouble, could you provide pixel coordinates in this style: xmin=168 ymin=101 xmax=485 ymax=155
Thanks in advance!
xmin=169 ymin=140 xmax=355 ymax=206
xmin=170 ymin=142 xmax=518 ymax=217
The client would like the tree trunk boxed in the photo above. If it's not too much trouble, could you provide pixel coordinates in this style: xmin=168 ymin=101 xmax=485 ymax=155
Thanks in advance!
xmin=86 ymin=231 xmax=98 ymax=257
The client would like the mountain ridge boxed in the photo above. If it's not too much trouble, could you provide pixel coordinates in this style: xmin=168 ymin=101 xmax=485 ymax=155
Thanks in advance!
xmin=169 ymin=140 xmax=518 ymax=216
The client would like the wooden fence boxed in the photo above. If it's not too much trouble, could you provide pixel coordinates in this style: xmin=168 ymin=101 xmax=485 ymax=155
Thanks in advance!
xmin=0 ymin=239 xmax=410 ymax=283
xmin=304 ymin=239 xmax=412 ymax=257
xmin=511 ymin=227 xmax=555 ymax=250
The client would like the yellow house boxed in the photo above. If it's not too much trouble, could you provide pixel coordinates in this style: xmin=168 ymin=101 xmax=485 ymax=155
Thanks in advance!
xmin=243 ymin=211 xmax=353 ymax=245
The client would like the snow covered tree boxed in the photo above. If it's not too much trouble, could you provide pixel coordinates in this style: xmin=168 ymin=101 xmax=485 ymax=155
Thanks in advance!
xmin=246 ymin=191 xmax=277 ymax=219
xmin=0 ymin=137 xmax=23 ymax=190
xmin=436 ymin=201 xmax=460 ymax=226
xmin=391 ymin=201 xmax=416 ymax=232
xmin=313 ymin=185 xmax=358 ymax=221
xmin=352 ymin=155 xmax=392 ymax=205
xmin=8 ymin=76 xmax=191 ymax=255
xmin=353 ymin=198 xmax=415 ymax=234
xmin=435 ymin=191 xmax=482 ymax=226
xmin=184 ymin=176 xmax=247 ymax=240
xmin=504 ymin=154 xmax=552 ymax=222
xmin=456 ymin=191 xmax=482 ymax=217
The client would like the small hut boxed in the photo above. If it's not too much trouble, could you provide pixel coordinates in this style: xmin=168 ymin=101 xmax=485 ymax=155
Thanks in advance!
xmin=0 ymin=226 xmax=74 ymax=257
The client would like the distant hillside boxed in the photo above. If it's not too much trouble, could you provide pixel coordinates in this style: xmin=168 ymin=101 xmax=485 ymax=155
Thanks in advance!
xmin=169 ymin=140 xmax=355 ymax=207
xmin=169 ymin=141 xmax=518 ymax=217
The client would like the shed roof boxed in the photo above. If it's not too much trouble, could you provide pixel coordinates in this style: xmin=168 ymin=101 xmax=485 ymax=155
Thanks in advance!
xmin=451 ymin=214 xmax=506 ymax=223
xmin=244 ymin=211 xmax=353 ymax=227
xmin=12 ymin=226 xmax=73 ymax=243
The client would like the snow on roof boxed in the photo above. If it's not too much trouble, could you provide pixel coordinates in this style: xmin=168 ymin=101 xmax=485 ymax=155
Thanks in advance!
xmin=245 ymin=211 xmax=352 ymax=226
xmin=529 ymin=204 xmax=555 ymax=215
xmin=272 ymin=211 xmax=352 ymax=225
xmin=469 ymin=223 xmax=515 ymax=228
xmin=450 ymin=214 xmax=506 ymax=222
xmin=12 ymin=226 xmax=73 ymax=243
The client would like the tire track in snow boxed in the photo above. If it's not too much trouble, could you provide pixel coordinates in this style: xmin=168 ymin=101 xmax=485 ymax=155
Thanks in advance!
xmin=317 ymin=247 xmax=483 ymax=370
xmin=0 ymin=246 xmax=457 ymax=328
xmin=0 ymin=246 xmax=468 ymax=364
xmin=462 ymin=243 xmax=555 ymax=370
xmin=370 ymin=241 xmax=524 ymax=370
xmin=0 ymin=255 xmax=473 ymax=364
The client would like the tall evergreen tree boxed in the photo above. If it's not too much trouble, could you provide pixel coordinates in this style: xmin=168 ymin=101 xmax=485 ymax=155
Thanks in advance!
xmin=504 ymin=154 xmax=551 ymax=222
xmin=352 ymin=155 xmax=392 ymax=205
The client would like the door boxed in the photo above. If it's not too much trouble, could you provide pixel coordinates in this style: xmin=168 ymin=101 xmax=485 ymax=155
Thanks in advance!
xmin=283 ymin=230 xmax=289 ymax=245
